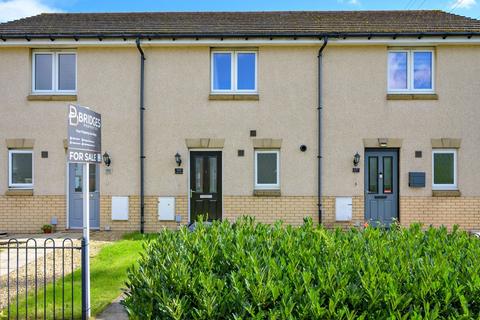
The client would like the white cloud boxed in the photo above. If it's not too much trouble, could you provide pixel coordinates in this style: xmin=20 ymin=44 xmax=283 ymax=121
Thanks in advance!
xmin=337 ymin=0 xmax=360 ymax=5
xmin=0 ymin=0 xmax=62 ymax=23
xmin=450 ymin=0 xmax=477 ymax=9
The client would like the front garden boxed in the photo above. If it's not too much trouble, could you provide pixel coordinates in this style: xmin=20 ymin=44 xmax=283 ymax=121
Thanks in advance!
xmin=0 ymin=234 xmax=145 ymax=319
xmin=124 ymin=218 xmax=480 ymax=319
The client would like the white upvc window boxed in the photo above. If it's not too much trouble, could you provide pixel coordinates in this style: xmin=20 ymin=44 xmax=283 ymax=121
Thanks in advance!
xmin=432 ymin=149 xmax=457 ymax=190
xmin=32 ymin=51 xmax=77 ymax=94
xmin=211 ymin=50 xmax=257 ymax=93
xmin=388 ymin=49 xmax=434 ymax=93
xmin=254 ymin=150 xmax=280 ymax=189
xmin=8 ymin=150 xmax=34 ymax=189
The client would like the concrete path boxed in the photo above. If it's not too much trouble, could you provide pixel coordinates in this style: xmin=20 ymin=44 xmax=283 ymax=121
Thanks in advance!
xmin=95 ymin=294 xmax=128 ymax=320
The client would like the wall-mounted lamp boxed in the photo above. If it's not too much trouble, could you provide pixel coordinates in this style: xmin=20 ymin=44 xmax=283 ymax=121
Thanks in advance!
xmin=175 ymin=153 xmax=182 ymax=167
xmin=103 ymin=152 xmax=111 ymax=167
xmin=353 ymin=152 xmax=361 ymax=167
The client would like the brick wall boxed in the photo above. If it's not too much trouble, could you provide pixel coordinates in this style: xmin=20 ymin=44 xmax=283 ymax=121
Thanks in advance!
xmin=400 ymin=196 xmax=480 ymax=230
xmin=223 ymin=196 xmax=365 ymax=228
xmin=223 ymin=196 xmax=318 ymax=225
xmin=1 ymin=194 xmax=479 ymax=233
xmin=321 ymin=196 xmax=365 ymax=228
xmin=100 ymin=195 xmax=188 ymax=233
xmin=0 ymin=195 xmax=66 ymax=233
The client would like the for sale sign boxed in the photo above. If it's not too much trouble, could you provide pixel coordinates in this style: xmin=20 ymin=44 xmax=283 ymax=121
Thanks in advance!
xmin=67 ymin=104 xmax=102 ymax=163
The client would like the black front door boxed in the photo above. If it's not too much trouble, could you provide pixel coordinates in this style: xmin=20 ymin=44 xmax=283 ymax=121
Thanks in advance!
xmin=364 ymin=149 xmax=399 ymax=227
xmin=190 ymin=151 xmax=222 ymax=222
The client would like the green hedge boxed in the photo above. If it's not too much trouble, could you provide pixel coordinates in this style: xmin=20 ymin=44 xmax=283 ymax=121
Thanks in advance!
xmin=123 ymin=218 xmax=480 ymax=319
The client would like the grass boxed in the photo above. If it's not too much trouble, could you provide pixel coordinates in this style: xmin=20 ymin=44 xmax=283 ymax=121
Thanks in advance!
xmin=0 ymin=233 xmax=149 ymax=319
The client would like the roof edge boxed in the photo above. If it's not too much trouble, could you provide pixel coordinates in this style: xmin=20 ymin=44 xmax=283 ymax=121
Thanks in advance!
xmin=1 ymin=31 xmax=480 ymax=40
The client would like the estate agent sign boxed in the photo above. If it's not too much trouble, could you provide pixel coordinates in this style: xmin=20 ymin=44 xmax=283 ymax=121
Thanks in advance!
xmin=67 ymin=104 xmax=101 ymax=319
xmin=68 ymin=104 xmax=102 ymax=163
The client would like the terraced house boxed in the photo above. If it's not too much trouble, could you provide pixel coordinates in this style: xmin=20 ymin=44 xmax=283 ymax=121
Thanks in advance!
xmin=0 ymin=11 xmax=479 ymax=233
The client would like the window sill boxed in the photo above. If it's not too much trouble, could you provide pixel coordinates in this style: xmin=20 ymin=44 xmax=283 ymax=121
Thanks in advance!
xmin=386 ymin=93 xmax=438 ymax=100
xmin=27 ymin=94 xmax=77 ymax=101
xmin=209 ymin=94 xmax=259 ymax=101
xmin=5 ymin=189 xmax=34 ymax=196
xmin=432 ymin=190 xmax=461 ymax=197
xmin=253 ymin=189 xmax=281 ymax=197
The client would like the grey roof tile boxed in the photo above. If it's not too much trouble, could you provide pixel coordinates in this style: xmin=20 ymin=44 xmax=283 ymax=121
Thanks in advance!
xmin=0 ymin=11 xmax=479 ymax=37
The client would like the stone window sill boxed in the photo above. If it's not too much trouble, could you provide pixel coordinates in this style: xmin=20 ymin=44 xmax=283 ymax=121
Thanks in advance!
xmin=253 ymin=189 xmax=281 ymax=197
xmin=432 ymin=190 xmax=461 ymax=197
xmin=387 ymin=93 xmax=438 ymax=100
xmin=27 ymin=94 xmax=77 ymax=101
xmin=209 ymin=94 xmax=259 ymax=101
xmin=5 ymin=189 xmax=34 ymax=196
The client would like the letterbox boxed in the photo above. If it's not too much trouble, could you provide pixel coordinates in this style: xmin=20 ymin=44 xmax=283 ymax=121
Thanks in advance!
xmin=409 ymin=172 xmax=426 ymax=188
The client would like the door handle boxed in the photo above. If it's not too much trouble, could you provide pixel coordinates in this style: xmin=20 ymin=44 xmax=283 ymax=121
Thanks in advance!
xmin=190 ymin=189 xmax=194 ymax=198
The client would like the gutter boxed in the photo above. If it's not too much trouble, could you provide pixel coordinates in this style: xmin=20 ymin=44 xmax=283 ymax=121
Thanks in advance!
xmin=136 ymin=37 xmax=146 ymax=234
xmin=0 ymin=31 xmax=479 ymax=41
xmin=318 ymin=36 xmax=328 ymax=225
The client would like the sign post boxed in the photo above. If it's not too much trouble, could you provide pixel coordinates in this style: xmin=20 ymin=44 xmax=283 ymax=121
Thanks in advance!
xmin=67 ymin=104 xmax=102 ymax=319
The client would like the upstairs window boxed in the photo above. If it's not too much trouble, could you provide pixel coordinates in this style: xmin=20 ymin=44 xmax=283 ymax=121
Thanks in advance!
xmin=9 ymin=150 xmax=33 ymax=189
xmin=432 ymin=149 xmax=457 ymax=190
xmin=33 ymin=52 xmax=76 ymax=93
xmin=255 ymin=150 xmax=280 ymax=189
xmin=211 ymin=50 xmax=257 ymax=93
xmin=388 ymin=50 xmax=434 ymax=92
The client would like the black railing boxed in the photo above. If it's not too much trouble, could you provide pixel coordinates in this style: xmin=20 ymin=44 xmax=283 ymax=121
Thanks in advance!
xmin=0 ymin=237 xmax=82 ymax=319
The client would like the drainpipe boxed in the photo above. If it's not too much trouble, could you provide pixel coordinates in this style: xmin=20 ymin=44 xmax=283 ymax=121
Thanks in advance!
xmin=318 ymin=36 xmax=328 ymax=225
xmin=136 ymin=38 xmax=146 ymax=234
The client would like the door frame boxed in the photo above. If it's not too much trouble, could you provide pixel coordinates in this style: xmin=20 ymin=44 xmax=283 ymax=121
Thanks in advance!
xmin=364 ymin=148 xmax=401 ymax=224
xmin=66 ymin=162 xmax=101 ymax=230
xmin=187 ymin=149 xmax=224 ymax=224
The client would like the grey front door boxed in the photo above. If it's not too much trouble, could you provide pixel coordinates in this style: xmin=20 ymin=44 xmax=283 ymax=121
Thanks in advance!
xmin=190 ymin=151 xmax=222 ymax=222
xmin=68 ymin=163 xmax=100 ymax=229
xmin=364 ymin=149 xmax=399 ymax=227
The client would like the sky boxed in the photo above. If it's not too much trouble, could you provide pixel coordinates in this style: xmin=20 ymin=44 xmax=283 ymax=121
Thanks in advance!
xmin=0 ymin=0 xmax=479 ymax=23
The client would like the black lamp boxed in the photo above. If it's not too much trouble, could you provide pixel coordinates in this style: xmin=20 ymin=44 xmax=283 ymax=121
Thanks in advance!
xmin=103 ymin=152 xmax=111 ymax=167
xmin=353 ymin=152 xmax=360 ymax=167
xmin=175 ymin=153 xmax=182 ymax=167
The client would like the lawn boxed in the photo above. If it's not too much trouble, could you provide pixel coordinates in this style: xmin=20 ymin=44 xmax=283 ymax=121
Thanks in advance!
xmin=0 ymin=233 xmax=147 ymax=319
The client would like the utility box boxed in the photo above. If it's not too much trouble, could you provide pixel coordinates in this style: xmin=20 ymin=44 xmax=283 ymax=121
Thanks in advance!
xmin=409 ymin=172 xmax=426 ymax=188
xmin=112 ymin=196 xmax=129 ymax=220
xmin=335 ymin=197 xmax=352 ymax=221
xmin=158 ymin=197 xmax=175 ymax=221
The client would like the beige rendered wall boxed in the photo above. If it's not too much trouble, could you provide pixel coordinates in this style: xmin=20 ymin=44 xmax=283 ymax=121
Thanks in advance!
xmin=3 ymin=45 xmax=479 ymax=197
xmin=322 ymin=45 xmax=480 ymax=198
xmin=1 ymin=44 xmax=480 ymax=232
xmin=0 ymin=46 xmax=319 ymax=197
xmin=141 ymin=46 xmax=318 ymax=197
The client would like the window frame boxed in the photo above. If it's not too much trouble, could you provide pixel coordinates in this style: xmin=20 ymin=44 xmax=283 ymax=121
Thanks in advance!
xmin=8 ymin=149 xmax=34 ymax=189
xmin=387 ymin=49 xmax=435 ymax=93
xmin=32 ymin=51 xmax=77 ymax=94
xmin=254 ymin=150 xmax=280 ymax=190
xmin=432 ymin=149 xmax=457 ymax=190
xmin=211 ymin=50 xmax=257 ymax=94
